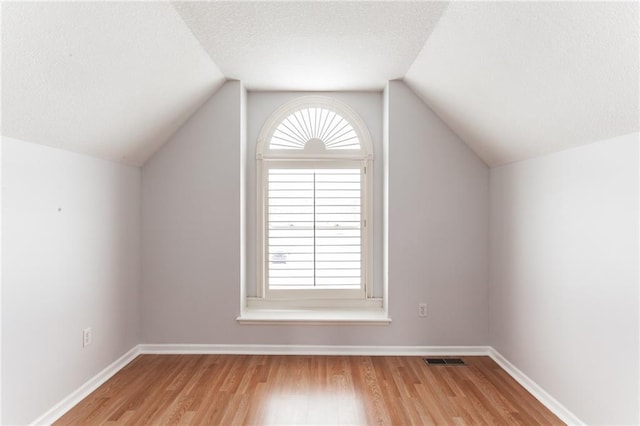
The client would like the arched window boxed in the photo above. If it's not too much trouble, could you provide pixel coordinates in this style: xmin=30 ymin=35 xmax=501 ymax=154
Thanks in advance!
xmin=256 ymin=96 xmax=373 ymax=302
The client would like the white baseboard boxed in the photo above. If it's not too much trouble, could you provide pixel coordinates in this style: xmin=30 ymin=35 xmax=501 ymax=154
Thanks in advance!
xmin=139 ymin=343 xmax=491 ymax=356
xmin=488 ymin=348 xmax=584 ymax=425
xmin=31 ymin=345 xmax=140 ymax=426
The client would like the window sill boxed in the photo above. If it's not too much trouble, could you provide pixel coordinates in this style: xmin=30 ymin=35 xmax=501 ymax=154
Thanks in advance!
xmin=237 ymin=306 xmax=391 ymax=325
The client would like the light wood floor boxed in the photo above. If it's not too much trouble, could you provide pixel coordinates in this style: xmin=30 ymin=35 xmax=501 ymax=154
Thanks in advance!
xmin=55 ymin=355 xmax=564 ymax=425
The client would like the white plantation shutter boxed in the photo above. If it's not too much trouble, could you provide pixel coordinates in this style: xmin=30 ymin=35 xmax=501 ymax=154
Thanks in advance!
xmin=267 ymin=168 xmax=362 ymax=290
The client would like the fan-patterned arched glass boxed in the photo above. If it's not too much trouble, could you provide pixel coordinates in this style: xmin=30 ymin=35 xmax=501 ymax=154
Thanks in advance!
xmin=269 ymin=107 xmax=361 ymax=151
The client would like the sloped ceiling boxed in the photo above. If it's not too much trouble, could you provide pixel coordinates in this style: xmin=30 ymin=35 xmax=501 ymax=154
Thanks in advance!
xmin=2 ymin=1 xmax=638 ymax=167
xmin=173 ymin=1 xmax=447 ymax=91
xmin=1 ymin=2 xmax=224 ymax=166
xmin=404 ymin=1 xmax=640 ymax=166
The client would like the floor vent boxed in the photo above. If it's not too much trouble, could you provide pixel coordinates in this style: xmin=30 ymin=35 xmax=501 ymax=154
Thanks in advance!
xmin=424 ymin=358 xmax=465 ymax=366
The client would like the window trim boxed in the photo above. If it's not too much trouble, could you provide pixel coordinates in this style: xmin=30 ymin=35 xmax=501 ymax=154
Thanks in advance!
xmin=255 ymin=96 xmax=375 ymax=307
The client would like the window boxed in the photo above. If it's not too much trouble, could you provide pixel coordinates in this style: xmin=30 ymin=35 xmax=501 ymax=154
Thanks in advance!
xmin=255 ymin=96 xmax=374 ymax=306
xmin=267 ymin=168 xmax=362 ymax=295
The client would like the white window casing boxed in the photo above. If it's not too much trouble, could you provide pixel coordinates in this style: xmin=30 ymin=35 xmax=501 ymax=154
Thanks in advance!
xmin=251 ymin=96 xmax=381 ymax=314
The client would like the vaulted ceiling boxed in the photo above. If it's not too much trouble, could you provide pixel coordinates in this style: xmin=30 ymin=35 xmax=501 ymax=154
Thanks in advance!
xmin=173 ymin=1 xmax=448 ymax=91
xmin=404 ymin=1 xmax=639 ymax=166
xmin=2 ymin=1 xmax=638 ymax=167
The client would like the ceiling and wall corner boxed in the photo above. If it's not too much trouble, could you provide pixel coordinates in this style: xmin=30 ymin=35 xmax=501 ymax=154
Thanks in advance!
xmin=1 ymin=1 xmax=638 ymax=167
xmin=404 ymin=1 xmax=640 ymax=167
xmin=1 ymin=2 xmax=225 ymax=166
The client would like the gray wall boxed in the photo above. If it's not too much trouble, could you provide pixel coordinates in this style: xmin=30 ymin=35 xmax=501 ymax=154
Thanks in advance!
xmin=2 ymin=137 xmax=140 ymax=425
xmin=140 ymin=80 xmax=490 ymax=345
xmin=140 ymin=81 xmax=244 ymax=344
xmin=489 ymin=132 xmax=639 ymax=424
xmin=387 ymin=81 xmax=489 ymax=344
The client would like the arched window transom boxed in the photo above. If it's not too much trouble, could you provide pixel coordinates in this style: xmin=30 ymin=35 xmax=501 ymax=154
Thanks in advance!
xmin=257 ymin=96 xmax=373 ymax=160
xmin=270 ymin=107 xmax=360 ymax=151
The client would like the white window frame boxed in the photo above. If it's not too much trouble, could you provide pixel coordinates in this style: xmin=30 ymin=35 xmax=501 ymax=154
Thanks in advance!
xmin=255 ymin=96 xmax=374 ymax=307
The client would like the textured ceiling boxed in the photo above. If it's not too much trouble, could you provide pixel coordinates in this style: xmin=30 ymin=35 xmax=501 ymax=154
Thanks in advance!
xmin=2 ymin=1 xmax=637 ymax=168
xmin=404 ymin=1 xmax=640 ymax=167
xmin=173 ymin=1 xmax=447 ymax=91
xmin=2 ymin=2 xmax=224 ymax=166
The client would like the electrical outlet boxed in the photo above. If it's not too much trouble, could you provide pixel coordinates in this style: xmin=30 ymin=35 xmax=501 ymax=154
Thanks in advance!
xmin=418 ymin=303 xmax=427 ymax=317
xmin=83 ymin=327 xmax=92 ymax=347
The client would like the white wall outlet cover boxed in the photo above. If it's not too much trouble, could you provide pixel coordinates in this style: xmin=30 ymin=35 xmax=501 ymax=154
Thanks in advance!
xmin=83 ymin=328 xmax=92 ymax=347
xmin=419 ymin=303 xmax=427 ymax=317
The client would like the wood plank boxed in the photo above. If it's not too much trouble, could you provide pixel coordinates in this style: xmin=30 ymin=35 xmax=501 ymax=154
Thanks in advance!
xmin=54 ymin=355 xmax=564 ymax=425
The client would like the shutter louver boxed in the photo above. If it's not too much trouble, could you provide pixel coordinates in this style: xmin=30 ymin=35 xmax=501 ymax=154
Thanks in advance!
xmin=267 ymin=168 xmax=362 ymax=290
xmin=269 ymin=108 xmax=361 ymax=151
